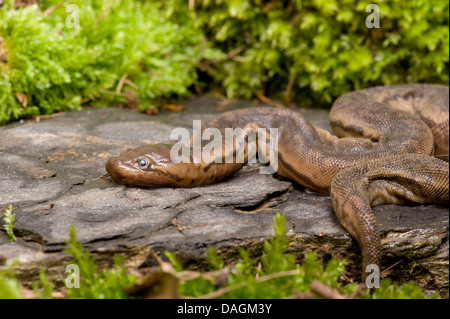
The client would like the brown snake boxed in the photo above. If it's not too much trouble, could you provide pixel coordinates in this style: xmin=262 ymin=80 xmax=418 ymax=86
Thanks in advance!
xmin=106 ymin=84 xmax=449 ymax=282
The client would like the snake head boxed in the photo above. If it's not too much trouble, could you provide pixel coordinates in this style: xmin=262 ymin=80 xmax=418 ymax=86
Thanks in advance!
xmin=106 ymin=144 xmax=179 ymax=186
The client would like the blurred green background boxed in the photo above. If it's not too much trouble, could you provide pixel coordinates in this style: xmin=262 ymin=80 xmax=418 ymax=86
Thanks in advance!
xmin=0 ymin=0 xmax=448 ymax=124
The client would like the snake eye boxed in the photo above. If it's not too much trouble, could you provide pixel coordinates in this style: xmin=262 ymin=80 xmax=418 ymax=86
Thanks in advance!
xmin=137 ymin=158 xmax=149 ymax=168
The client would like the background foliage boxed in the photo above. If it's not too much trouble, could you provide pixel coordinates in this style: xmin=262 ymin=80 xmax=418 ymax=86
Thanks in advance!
xmin=0 ymin=0 xmax=448 ymax=123
xmin=191 ymin=0 xmax=449 ymax=104
xmin=0 ymin=0 xmax=220 ymax=123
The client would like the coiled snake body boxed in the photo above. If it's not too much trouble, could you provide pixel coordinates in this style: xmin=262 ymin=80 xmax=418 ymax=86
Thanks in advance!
xmin=106 ymin=84 xmax=449 ymax=281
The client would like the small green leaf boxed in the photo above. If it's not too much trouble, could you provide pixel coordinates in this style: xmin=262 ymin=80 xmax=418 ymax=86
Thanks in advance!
xmin=2 ymin=205 xmax=16 ymax=242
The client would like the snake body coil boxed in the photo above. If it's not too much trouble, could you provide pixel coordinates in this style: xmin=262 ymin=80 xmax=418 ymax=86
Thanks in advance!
xmin=106 ymin=84 xmax=449 ymax=281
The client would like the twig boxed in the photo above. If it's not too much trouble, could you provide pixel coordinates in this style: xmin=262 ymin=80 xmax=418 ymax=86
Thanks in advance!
xmin=177 ymin=265 xmax=233 ymax=287
xmin=199 ymin=63 xmax=218 ymax=75
xmin=262 ymin=2 xmax=278 ymax=13
xmin=43 ymin=1 xmax=66 ymax=16
xmin=290 ymin=291 xmax=316 ymax=299
xmin=149 ymin=248 xmax=164 ymax=265
xmin=34 ymin=112 xmax=67 ymax=119
xmin=203 ymin=45 xmax=248 ymax=65
xmin=196 ymin=269 xmax=303 ymax=299
xmin=116 ymin=73 xmax=128 ymax=94
xmin=380 ymin=259 xmax=403 ymax=276
xmin=222 ymin=45 xmax=248 ymax=62
xmin=255 ymin=92 xmax=285 ymax=108
xmin=195 ymin=281 xmax=247 ymax=299
xmin=95 ymin=9 xmax=109 ymax=25
xmin=309 ymin=280 xmax=347 ymax=299
xmin=289 ymin=14 xmax=302 ymax=27
xmin=93 ymin=173 xmax=111 ymax=180
xmin=341 ymin=274 xmax=354 ymax=283
xmin=349 ymin=283 xmax=367 ymax=299
xmin=124 ymin=79 xmax=138 ymax=89
xmin=171 ymin=217 xmax=184 ymax=232
xmin=199 ymin=46 xmax=247 ymax=75
xmin=285 ymin=72 xmax=297 ymax=107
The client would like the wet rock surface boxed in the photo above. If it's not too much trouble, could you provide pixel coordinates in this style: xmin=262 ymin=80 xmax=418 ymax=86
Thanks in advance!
xmin=0 ymin=97 xmax=448 ymax=297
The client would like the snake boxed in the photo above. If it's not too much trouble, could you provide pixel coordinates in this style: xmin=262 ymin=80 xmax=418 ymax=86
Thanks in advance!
xmin=106 ymin=84 xmax=449 ymax=282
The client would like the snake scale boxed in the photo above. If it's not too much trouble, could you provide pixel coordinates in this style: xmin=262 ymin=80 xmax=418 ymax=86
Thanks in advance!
xmin=106 ymin=84 xmax=449 ymax=282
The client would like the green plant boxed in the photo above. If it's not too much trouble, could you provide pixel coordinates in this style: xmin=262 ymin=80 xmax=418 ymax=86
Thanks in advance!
xmin=0 ymin=269 xmax=24 ymax=299
xmin=2 ymin=204 xmax=16 ymax=242
xmin=169 ymin=213 xmax=440 ymax=299
xmin=32 ymin=268 xmax=54 ymax=299
xmin=186 ymin=0 xmax=449 ymax=105
xmin=0 ymin=214 xmax=441 ymax=299
xmin=365 ymin=279 xmax=439 ymax=299
xmin=63 ymin=225 xmax=136 ymax=299
xmin=172 ymin=213 xmax=347 ymax=298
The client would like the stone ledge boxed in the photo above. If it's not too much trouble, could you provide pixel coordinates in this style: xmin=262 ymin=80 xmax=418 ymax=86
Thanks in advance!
xmin=0 ymin=97 xmax=448 ymax=297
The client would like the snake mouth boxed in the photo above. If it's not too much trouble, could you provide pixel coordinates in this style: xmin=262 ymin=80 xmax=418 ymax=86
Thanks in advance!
xmin=106 ymin=156 xmax=177 ymax=187
xmin=105 ymin=157 xmax=129 ymax=184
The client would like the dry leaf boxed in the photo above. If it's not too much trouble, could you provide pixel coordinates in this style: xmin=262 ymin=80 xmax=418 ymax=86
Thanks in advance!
xmin=0 ymin=36 xmax=7 ymax=64
xmin=164 ymin=104 xmax=185 ymax=112
xmin=145 ymin=105 xmax=159 ymax=115
xmin=171 ymin=217 xmax=184 ymax=232
xmin=124 ymin=89 xmax=138 ymax=109
xmin=126 ymin=266 xmax=179 ymax=299
xmin=26 ymin=167 xmax=56 ymax=179
xmin=15 ymin=92 xmax=28 ymax=107
xmin=126 ymin=248 xmax=180 ymax=299
xmin=15 ymin=0 xmax=38 ymax=8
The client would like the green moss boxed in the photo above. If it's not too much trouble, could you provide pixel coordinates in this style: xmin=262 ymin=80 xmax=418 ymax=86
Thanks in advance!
xmin=0 ymin=0 xmax=217 ymax=123
xmin=0 ymin=0 xmax=448 ymax=123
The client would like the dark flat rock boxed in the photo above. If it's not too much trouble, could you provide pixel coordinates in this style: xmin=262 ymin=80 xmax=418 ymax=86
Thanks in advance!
xmin=0 ymin=97 xmax=448 ymax=297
